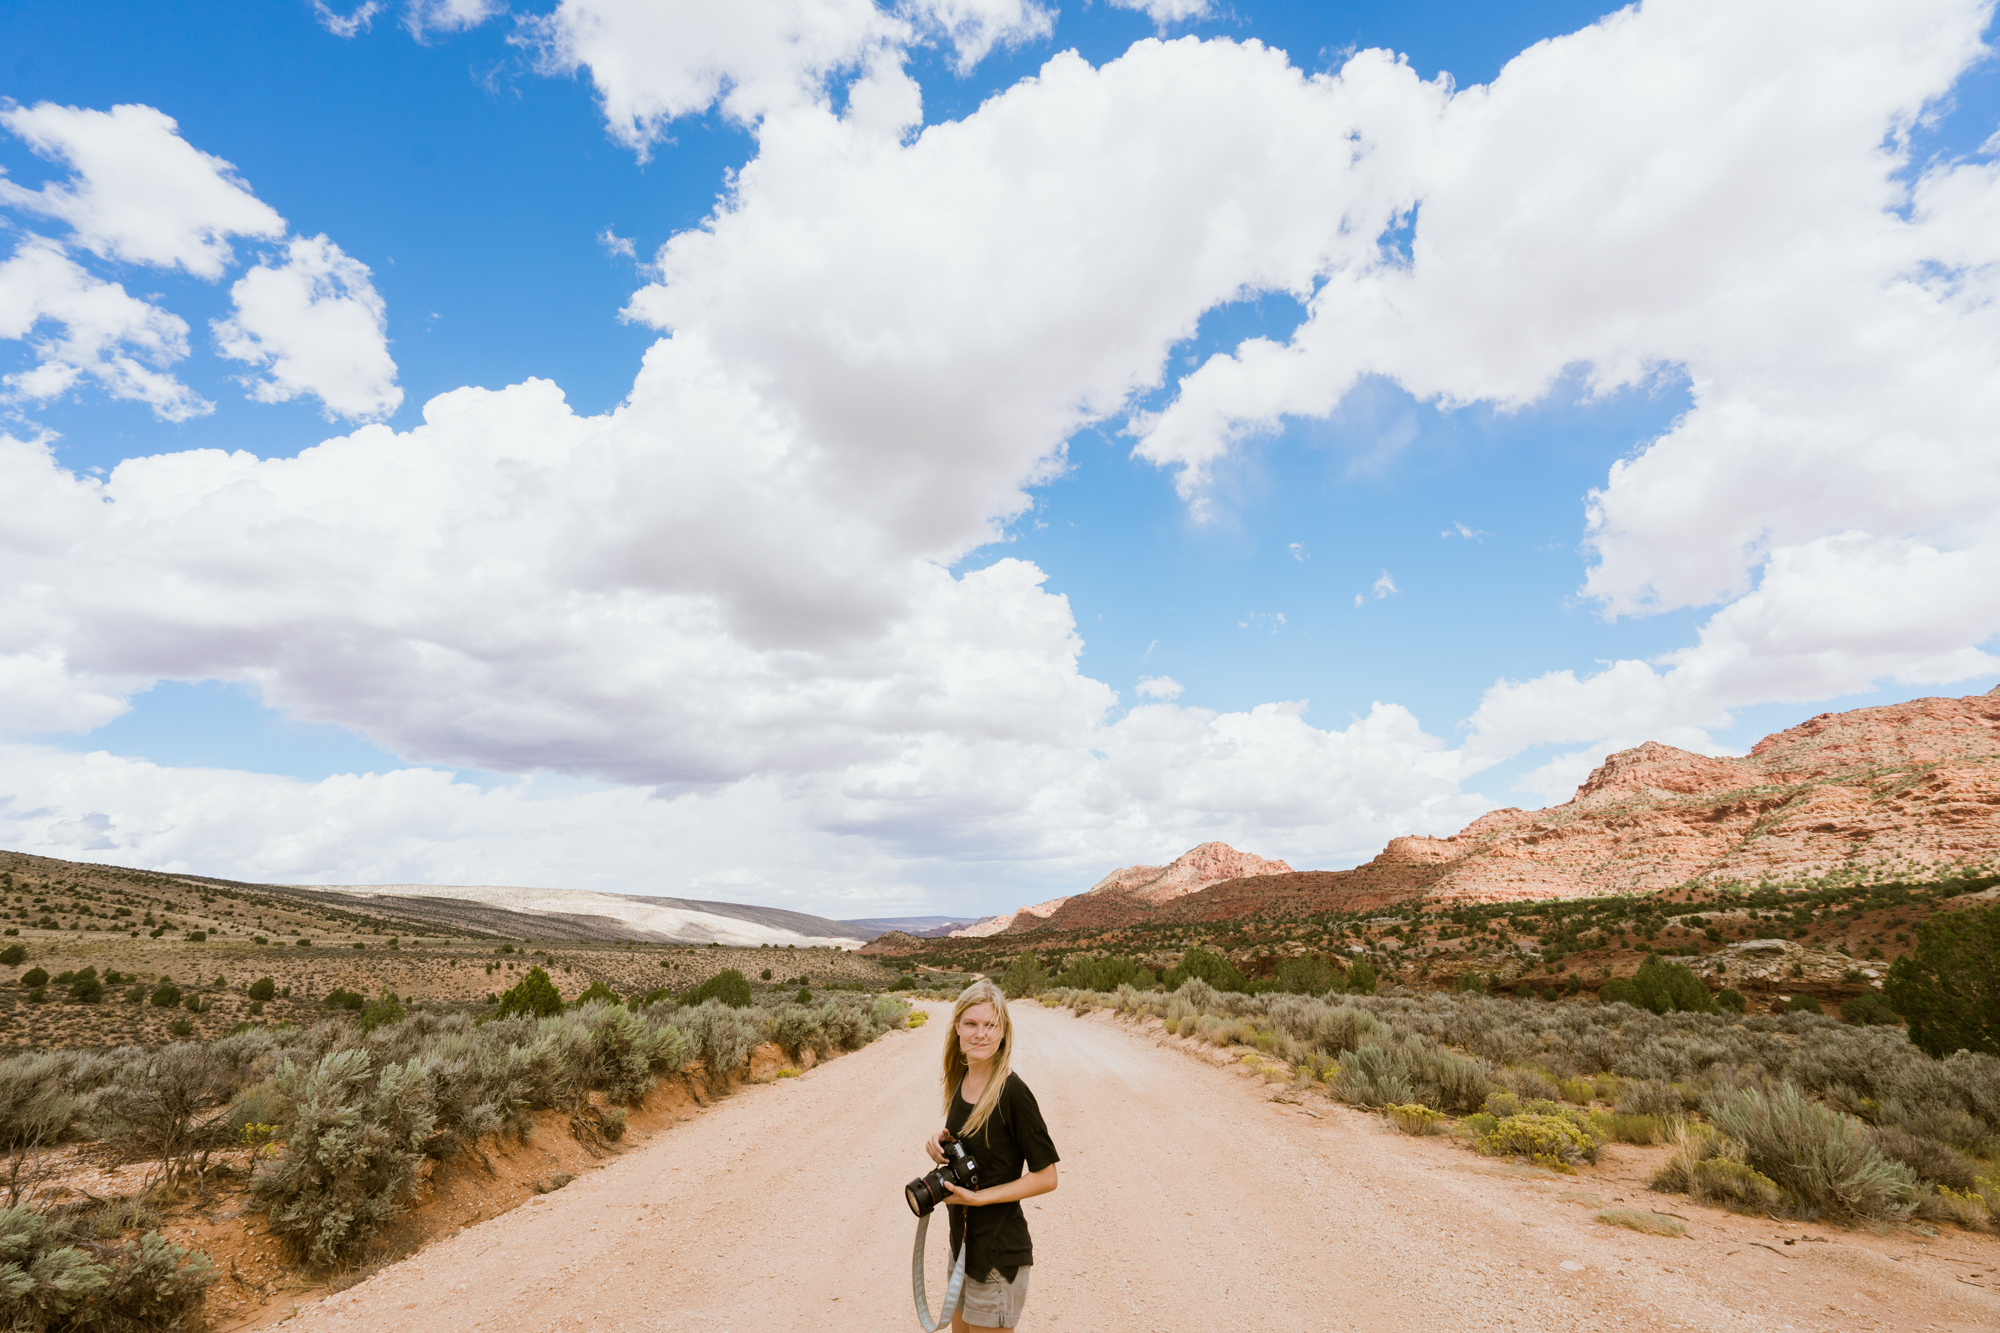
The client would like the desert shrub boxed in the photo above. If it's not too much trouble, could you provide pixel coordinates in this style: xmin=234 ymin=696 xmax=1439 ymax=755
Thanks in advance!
xmin=19 ymin=969 xmax=47 ymax=989
xmin=1651 ymin=1121 xmax=1786 ymax=1211
xmin=1492 ymin=1064 xmax=1562 ymax=1103
xmin=255 ymin=1048 xmax=437 ymax=1268
xmin=769 ymin=1006 xmax=825 ymax=1058
xmin=494 ymin=966 xmax=564 ymax=1020
xmin=0 ymin=946 xmax=22 ymax=967
xmin=1163 ymin=948 xmax=1248 ymax=994
xmin=1618 ymin=1079 xmax=1698 ymax=1117
xmin=871 ymin=996 xmax=911 ymax=1030
xmin=1590 ymin=1112 xmax=1666 ymax=1145
xmin=1714 ymin=987 xmax=1746 ymax=1014
xmin=1332 ymin=1044 xmax=1414 ymax=1107
xmin=1056 ymin=955 xmax=1156 ymax=992
xmin=322 ymin=989 xmax=365 ymax=1012
xmin=794 ymin=987 xmax=813 ymax=1005
xmin=1707 ymin=1084 xmax=1917 ymax=1219
xmin=1785 ymin=995 xmax=1824 ymax=1015
xmin=0 ymin=1204 xmax=216 ymax=1330
xmin=1344 ymin=960 xmax=1379 ymax=996
xmin=1000 ymin=954 xmax=1049 ymax=999
xmin=1385 ymin=1103 xmax=1442 ymax=1135
xmin=684 ymin=969 xmax=754 ymax=1009
xmin=817 ymin=1002 xmax=869 ymax=1051
xmin=1477 ymin=1113 xmax=1598 ymax=1171
xmin=1400 ymin=1039 xmax=1491 ymax=1113
xmin=1884 ymin=903 xmax=1999 ymax=1058
xmin=1598 ymin=977 xmax=1640 ymax=1008
xmin=1615 ymin=956 xmax=1716 ymax=1015
xmin=1869 ymin=1124 xmax=1978 ymax=1191
xmin=1311 ymin=1004 xmax=1381 ymax=1056
xmin=246 ymin=977 xmax=276 ymax=1002
xmin=1841 ymin=990 xmax=1900 ymax=1026
xmin=95 ymin=1044 xmax=237 ymax=1189
xmin=1269 ymin=956 xmax=1341 ymax=996
xmin=1917 ymin=1184 xmax=1991 ymax=1229
xmin=678 ymin=1001 xmax=761 ymax=1074
xmin=572 ymin=981 xmax=620 ymax=1008
xmin=358 ymin=989 xmax=405 ymax=1033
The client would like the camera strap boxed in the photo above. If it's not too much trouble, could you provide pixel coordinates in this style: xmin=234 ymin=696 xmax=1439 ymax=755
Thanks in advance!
xmin=911 ymin=1209 xmax=968 ymax=1332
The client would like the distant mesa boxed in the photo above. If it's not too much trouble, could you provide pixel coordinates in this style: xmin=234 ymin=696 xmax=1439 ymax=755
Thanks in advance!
xmin=906 ymin=686 xmax=2000 ymax=940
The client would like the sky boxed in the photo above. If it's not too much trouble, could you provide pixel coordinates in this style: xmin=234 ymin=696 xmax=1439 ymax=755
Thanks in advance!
xmin=2 ymin=0 xmax=1998 ymax=920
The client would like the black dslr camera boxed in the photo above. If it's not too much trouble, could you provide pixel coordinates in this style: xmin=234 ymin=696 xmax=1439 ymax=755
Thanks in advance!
xmin=905 ymin=1133 xmax=979 ymax=1217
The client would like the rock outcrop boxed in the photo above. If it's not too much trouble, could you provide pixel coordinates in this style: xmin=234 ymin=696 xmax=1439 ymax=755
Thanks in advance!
xmin=949 ymin=843 xmax=1293 ymax=938
xmin=1396 ymin=687 xmax=2000 ymax=903
xmin=968 ymin=687 xmax=2000 ymax=933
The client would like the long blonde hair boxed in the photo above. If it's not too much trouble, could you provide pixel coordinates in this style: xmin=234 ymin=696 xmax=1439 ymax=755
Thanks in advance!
xmin=941 ymin=979 xmax=1014 ymax=1141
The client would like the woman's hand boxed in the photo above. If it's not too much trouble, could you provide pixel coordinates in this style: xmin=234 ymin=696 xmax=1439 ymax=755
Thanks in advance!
xmin=924 ymin=1130 xmax=948 ymax=1165
xmin=941 ymin=1180 xmax=984 ymax=1207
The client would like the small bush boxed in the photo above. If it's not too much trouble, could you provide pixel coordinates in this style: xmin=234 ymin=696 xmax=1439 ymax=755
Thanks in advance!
xmin=1715 ymin=987 xmax=1746 ymax=1014
xmin=1870 ymin=1125 xmax=1977 ymax=1191
xmin=1385 ymin=1103 xmax=1442 ymax=1135
xmin=0 ymin=945 xmax=23 ymax=966
xmin=572 ymin=981 xmax=621 ymax=1008
xmin=1268 ymin=956 xmax=1339 ymax=995
xmin=1785 ymin=995 xmax=1824 ymax=1015
xmin=1000 ymin=954 xmax=1049 ymax=999
xmin=1344 ymin=960 xmax=1379 ymax=996
xmin=684 ymin=968 xmax=754 ymax=1009
xmin=358 ymin=989 xmax=405 ymax=1033
xmin=150 ymin=983 xmax=182 ymax=1009
xmin=1590 ymin=1112 xmax=1666 ymax=1145
xmin=323 ymin=988 xmax=365 ymax=1012
xmin=794 ymin=987 xmax=813 ymax=1005
xmin=256 ymin=1049 xmax=436 ymax=1268
xmin=0 ymin=1205 xmax=216 ymax=1329
xmin=20 ymin=968 xmax=47 ymax=989
xmin=495 ymin=966 xmax=564 ymax=1019
xmin=1478 ymin=1113 xmax=1598 ymax=1171
xmin=1707 ymin=1084 xmax=1917 ymax=1219
xmin=247 ymin=977 xmax=276 ymax=1002
xmin=1163 ymin=948 xmax=1248 ymax=994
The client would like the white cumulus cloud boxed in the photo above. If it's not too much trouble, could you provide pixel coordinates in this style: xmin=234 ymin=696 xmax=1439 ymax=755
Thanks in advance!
xmin=214 ymin=235 xmax=402 ymax=420
xmin=1135 ymin=675 xmax=1183 ymax=700
xmin=0 ymin=103 xmax=286 ymax=280
xmin=0 ymin=237 xmax=208 ymax=420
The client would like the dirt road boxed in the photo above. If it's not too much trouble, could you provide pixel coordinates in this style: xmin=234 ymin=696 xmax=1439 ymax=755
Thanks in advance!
xmin=270 ymin=1002 xmax=2000 ymax=1332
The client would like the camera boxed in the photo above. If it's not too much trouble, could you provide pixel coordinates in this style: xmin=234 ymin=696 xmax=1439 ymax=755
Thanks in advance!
xmin=905 ymin=1134 xmax=979 ymax=1216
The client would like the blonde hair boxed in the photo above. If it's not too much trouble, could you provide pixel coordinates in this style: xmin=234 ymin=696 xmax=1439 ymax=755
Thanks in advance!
xmin=941 ymin=979 xmax=1014 ymax=1141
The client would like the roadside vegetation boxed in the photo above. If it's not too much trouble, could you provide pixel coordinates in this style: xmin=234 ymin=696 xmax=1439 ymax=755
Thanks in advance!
xmin=1027 ymin=898 xmax=2000 ymax=1232
xmin=0 ymin=975 xmax=912 ymax=1327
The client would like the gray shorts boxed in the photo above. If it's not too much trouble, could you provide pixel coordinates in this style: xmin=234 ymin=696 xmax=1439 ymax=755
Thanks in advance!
xmin=955 ymin=1263 xmax=1031 ymax=1328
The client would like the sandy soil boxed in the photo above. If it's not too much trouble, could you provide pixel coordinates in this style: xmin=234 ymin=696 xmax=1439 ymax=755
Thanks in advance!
xmin=257 ymin=1002 xmax=2000 ymax=1333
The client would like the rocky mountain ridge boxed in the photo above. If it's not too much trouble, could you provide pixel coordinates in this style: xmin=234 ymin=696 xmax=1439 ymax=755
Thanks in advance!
xmin=942 ymin=687 xmax=2000 ymax=936
xmin=949 ymin=841 xmax=1293 ymax=937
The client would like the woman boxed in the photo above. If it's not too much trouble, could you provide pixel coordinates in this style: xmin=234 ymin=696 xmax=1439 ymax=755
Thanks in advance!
xmin=924 ymin=979 xmax=1060 ymax=1331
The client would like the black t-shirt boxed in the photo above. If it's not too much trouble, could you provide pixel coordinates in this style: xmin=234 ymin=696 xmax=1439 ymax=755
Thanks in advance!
xmin=945 ymin=1071 xmax=1060 ymax=1281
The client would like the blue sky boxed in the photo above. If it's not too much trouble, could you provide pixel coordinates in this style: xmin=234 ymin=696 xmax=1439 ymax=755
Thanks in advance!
xmin=3 ymin=0 xmax=1998 ymax=914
